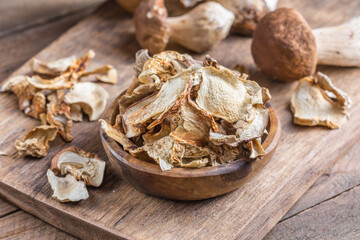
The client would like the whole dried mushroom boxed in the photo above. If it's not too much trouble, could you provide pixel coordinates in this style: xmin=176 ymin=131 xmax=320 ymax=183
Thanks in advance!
xmin=101 ymin=50 xmax=271 ymax=171
xmin=290 ymin=72 xmax=351 ymax=129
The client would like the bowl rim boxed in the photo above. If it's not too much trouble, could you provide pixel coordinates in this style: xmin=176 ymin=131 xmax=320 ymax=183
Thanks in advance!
xmin=100 ymin=92 xmax=281 ymax=178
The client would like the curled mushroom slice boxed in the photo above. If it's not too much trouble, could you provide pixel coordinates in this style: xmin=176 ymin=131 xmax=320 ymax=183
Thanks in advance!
xmin=47 ymin=93 xmax=73 ymax=142
xmin=47 ymin=170 xmax=89 ymax=202
xmin=290 ymin=75 xmax=350 ymax=129
xmin=64 ymin=82 xmax=109 ymax=121
xmin=15 ymin=125 xmax=58 ymax=158
xmin=195 ymin=66 xmax=264 ymax=123
xmin=244 ymin=138 xmax=265 ymax=160
xmin=316 ymin=72 xmax=351 ymax=107
xmin=25 ymin=91 xmax=46 ymax=119
xmin=26 ymin=75 xmax=73 ymax=90
xmin=135 ymin=49 xmax=151 ymax=77
xmin=64 ymin=49 xmax=95 ymax=82
xmin=50 ymin=147 xmax=106 ymax=187
xmin=99 ymin=119 xmax=137 ymax=151
xmin=126 ymin=73 xmax=189 ymax=128
xmin=31 ymin=56 xmax=76 ymax=76
xmin=11 ymin=77 xmax=37 ymax=111
xmin=138 ymin=50 xmax=199 ymax=84
xmin=83 ymin=65 xmax=118 ymax=84
xmin=0 ymin=75 xmax=27 ymax=93
xmin=69 ymin=104 xmax=83 ymax=122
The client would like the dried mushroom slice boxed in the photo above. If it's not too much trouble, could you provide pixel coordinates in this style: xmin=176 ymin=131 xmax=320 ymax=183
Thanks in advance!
xmin=63 ymin=49 xmax=95 ymax=82
xmin=26 ymin=75 xmax=73 ymax=90
xmin=126 ymin=74 xmax=189 ymax=128
xmin=15 ymin=125 xmax=58 ymax=158
xmin=135 ymin=49 xmax=151 ymax=77
xmin=0 ymin=75 xmax=27 ymax=93
xmin=64 ymin=82 xmax=109 ymax=121
xmin=83 ymin=65 xmax=118 ymax=84
xmin=138 ymin=50 xmax=199 ymax=84
xmin=69 ymin=104 xmax=83 ymax=122
xmin=290 ymin=75 xmax=349 ymax=129
xmin=195 ymin=67 xmax=264 ymax=123
xmin=316 ymin=72 xmax=351 ymax=107
xmin=50 ymin=147 xmax=105 ymax=187
xmin=11 ymin=77 xmax=37 ymax=111
xmin=31 ymin=56 xmax=76 ymax=76
xmin=122 ymin=94 xmax=157 ymax=138
xmin=47 ymin=170 xmax=89 ymax=202
xmin=47 ymin=93 xmax=73 ymax=142
xmin=99 ymin=119 xmax=137 ymax=151
xmin=244 ymin=138 xmax=265 ymax=160
xmin=25 ymin=91 xmax=46 ymax=119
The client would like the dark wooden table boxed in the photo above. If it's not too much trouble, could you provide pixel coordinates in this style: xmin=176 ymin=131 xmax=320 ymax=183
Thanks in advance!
xmin=0 ymin=0 xmax=359 ymax=239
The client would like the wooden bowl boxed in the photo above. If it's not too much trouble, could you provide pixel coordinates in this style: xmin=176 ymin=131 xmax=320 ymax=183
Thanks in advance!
xmin=100 ymin=93 xmax=281 ymax=201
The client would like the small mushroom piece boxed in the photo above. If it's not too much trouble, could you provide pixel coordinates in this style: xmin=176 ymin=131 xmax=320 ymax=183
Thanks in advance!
xmin=167 ymin=2 xmax=234 ymax=53
xmin=64 ymin=82 xmax=109 ymax=121
xmin=47 ymin=170 xmax=89 ymax=202
xmin=134 ymin=0 xmax=170 ymax=54
xmin=290 ymin=74 xmax=350 ymax=129
xmin=31 ymin=56 xmax=76 ymax=76
xmin=50 ymin=147 xmax=106 ymax=187
xmin=25 ymin=92 xmax=46 ymax=119
xmin=0 ymin=75 xmax=27 ymax=92
xmin=244 ymin=138 xmax=265 ymax=159
xmin=15 ymin=125 xmax=58 ymax=158
xmin=83 ymin=65 xmax=118 ymax=84
xmin=99 ymin=119 xmax=138 ymax=151
xmin=26 ymin=75 xmax=73 ymax=90
xmin=213 ymin=0 xmax=269 ymax=36
xmin=10 ymin=77 xmax=37 ymax=111
xmin=69 ymin=104 xmax=83 ymax=122
xmin=134 ymin=49 xmax=151 ymax=77
xmin=251 ymin=8 xmax=317 ymax=82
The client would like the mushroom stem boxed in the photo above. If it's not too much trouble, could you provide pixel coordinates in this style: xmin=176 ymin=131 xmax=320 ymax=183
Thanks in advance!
xmin=313 ymin=17 xmax=360 ymax=67
xmin=167 ymin=2 xmax=234 ymax=53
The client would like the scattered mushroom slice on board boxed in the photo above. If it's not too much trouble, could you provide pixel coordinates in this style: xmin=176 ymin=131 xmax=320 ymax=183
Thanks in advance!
xmin=47 ymin=170 xmax=89 ymax=202
xmin=0 ymin=75 xmax=27 ymax=92
xmin=64 ymin=82 xmax=109 ymax=121
xmin=290 ymin=73 xmax=351 ymax=129
xmin=31 ymin=56 xmax=76 ymax=76
xmin=50 ymin=147 xmax=106 ymax=187
xmin=15 ymin=125 xmax=58 ymax=158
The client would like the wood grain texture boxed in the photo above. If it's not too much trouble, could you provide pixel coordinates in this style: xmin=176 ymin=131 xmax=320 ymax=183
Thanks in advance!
xmin=0 ymin=0 xmax=360 ymax=239
xmin=265 ymin=185 xmax=360 ymax=240
xmin=0 ymin=199 xmax=17 ymax=218
xmin=0 ymin=210 xmax=75 ymax=240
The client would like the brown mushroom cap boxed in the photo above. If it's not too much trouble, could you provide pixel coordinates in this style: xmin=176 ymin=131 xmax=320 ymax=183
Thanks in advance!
xmin=251 ymin=8 xmax=317 ymax=82
xmin=134 ymin=0 xmax=170 ymax=54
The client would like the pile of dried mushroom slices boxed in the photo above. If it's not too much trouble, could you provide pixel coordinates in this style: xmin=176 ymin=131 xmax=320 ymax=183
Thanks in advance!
xmin=100 ymin=50 xmax=271 ymax=171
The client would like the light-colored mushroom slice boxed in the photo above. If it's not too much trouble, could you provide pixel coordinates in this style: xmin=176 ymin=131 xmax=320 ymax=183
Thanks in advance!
xmin=138 ymin=51 xmax=199 ymax=84
xmin=26 ymin=75 xmax=73 ymax=90
xmin=99 ymin=119 xmax=137 ymax=151
xmin=126 ymin=73 xmax=189 ymax=128
xmin=170 ymin=141 xmax=209 ymax=167
xmin=25 ymin=91 xmax=46 ymax=119
xmin=122 ymin=94 xmax=157 ymax=138
xmin=64 ymin=82 xmax=109 ymax=121
xmin=0 ymin=75 xmax=27 ymax=92
xmin=50 ymin=147 xmax=105 ymax=187
xmin=82 ymin=65 xmax=118 ymax=84
xmin=244 ymin=138 xmax=265 ymax=159
xmin=180 ymin=158 xmax=208 ymax=168
xmin=64 ymin=49 xmax=95 ymax=82
xmin=15 ymin=125 xmax=58 ymax=158
xmin=135 ymin=49 xmax=151 ymax=77
xmin=69 ymin=104 xmax=83 ymax=122
xmin=290 ymin=76 xmax=349 ymax=129
xmin=170 ymin=97 xmax=212 ymax=147
xmin=47 ymin=170 xmax=89 ymax=202
xmin=119 ymin=82 xmax=159 ymax=115
xmin=31 ymin=56 xmax=76 ymax=76
xmin=47 ymin=93 xmax=73 ymax=142
xmin=132 ymin=136 xmax=175 ymax=171
xmin=195 ymin=66 xmax=264 ymax=123
xmin=10 ymin=77 xmax=37 ymax=111
xmin=316 ymin=72 xmax=351 ymax=107
xmin=0 ymin=151 xmax=8 ymax=156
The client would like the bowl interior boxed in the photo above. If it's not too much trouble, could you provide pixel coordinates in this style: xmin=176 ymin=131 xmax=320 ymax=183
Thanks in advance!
xmin=100 ymin=93 xmax=280 ymax=178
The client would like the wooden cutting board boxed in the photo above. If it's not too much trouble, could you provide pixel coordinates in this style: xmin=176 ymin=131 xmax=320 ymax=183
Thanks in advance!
xmin=0 ymin=0 xmax=359 ymax=239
